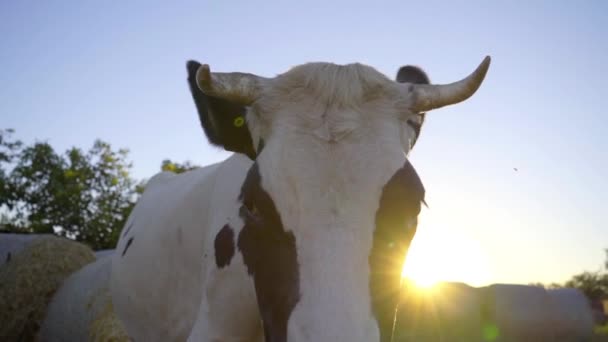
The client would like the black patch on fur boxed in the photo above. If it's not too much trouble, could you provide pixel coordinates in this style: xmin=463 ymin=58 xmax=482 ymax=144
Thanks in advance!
xmin=186 ymin=60 xmax=257 ymax=160
xmin=370 ymin=160 xmax=425 ymax=342
xmin=257 ymin=138 xmax=266 ymax=155
xmin=122 ymin=221 xmax=134 ymax=237
xmin=214 ymin=224 xmax=235 ymax=268
xmin=237 ymin=164 xmax=300 ymax=342
xmin=406 ymin=113 xmax=426 ymax=146
xmin=122 ymin=237 xmax=134 ymax=257
xmin=5 ymin=252 xmax=10 ymax=263
xmin=396 ymin=65 xmax=430 ymax=148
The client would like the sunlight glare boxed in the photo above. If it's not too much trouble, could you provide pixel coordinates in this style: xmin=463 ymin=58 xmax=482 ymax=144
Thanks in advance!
xmin=401 ymin=216 xmax=491 ymax=287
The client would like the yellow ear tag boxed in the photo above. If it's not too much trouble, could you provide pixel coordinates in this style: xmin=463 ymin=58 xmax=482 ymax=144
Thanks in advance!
xmin=233 ymin=116 xmax=245 ymax=128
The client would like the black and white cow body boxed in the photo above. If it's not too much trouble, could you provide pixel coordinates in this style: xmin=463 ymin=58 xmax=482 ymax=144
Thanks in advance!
xmin=112 ymin=155 xmax=261 ymax=341
xmin=110 ymin=57 xmax=490 ymax=342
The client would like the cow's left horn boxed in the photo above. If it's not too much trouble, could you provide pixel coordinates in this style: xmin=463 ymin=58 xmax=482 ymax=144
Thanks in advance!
xmin=406 ymin=56 xmax=491 ymax=112
xmin=195 ymin=64 xmax=267 ymax=105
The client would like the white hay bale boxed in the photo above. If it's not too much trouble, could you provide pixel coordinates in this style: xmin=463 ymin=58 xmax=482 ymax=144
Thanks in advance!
xmin=0 ymin=236 xmax=95 ymax=341
xmin=95 ymin=249 xmax=115 ymax=259
xmin=396 ymin=282 xmax=483 ymax=341
xmin=481 ymin=284 xmax=556 ymax=342
xmin=38 ymin=256 xmax=130 ymax=341
xmin=547 ymin=288 xmax=594 ymax=341
xmin=0 ymin=233 xmax=52 ymax=267
xmin=396 ymin=283 xmax=596 ymax=342
xmin=432 ymin=282 xmax=484 ymax=341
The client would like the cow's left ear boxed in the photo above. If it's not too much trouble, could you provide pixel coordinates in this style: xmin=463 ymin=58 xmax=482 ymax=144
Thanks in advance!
xmin=187 ymin=60 xmax=257 ymax=160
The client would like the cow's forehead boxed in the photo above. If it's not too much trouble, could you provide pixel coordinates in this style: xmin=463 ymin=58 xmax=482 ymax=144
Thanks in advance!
xmin=277 ymin=62 xmax=391 ymax=87
xmin=246 ymin=62 xmax=416 ymax=157
xmin=257 ymin=62 xmax=399 ymax=114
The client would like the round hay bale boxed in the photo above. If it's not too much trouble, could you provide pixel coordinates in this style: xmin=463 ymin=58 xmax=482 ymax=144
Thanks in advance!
xmin=547 ymin=288 xmax=594 ymax=341
xmin=95 ymin=249 xmax=115 ymax=259
xmin=0 ymin=235 xmax=95 ymax=341
xmin=396 ymin=282 xmax=483 ymax=341
xmin=38 ymin=257 xmax=129 ymax=341
xmin=0 ymin=233 xmax=52 ymax=268
xmin=432 ymin=282 xmax=484 ymax=341
xmin=480 ymin=284 xmax=556 ymax=342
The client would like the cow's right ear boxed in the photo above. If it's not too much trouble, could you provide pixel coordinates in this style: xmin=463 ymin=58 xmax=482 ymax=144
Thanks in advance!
xmin=186 ymin=60 xmax=257 ymax=160
xmin=396 ymin=65 xmax=430 ymax=85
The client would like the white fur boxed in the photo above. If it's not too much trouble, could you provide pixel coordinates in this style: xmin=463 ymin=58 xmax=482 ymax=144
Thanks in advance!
xmin=111 ymin=155 xmax=263 ymax=341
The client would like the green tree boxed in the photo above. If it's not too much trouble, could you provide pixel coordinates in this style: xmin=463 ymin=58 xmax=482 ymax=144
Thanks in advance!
xmin=528 ymin=282 xmax=563 ymax=290
xmin=122 ymin=159 xmax=197 ymax=206
xmin=0 ymin=129 xmax=23 ymax=217
xmin=0 ymin=129 xmax=23 ymax=164
xmin=0 ymin=130 xmax=138 ymax=250
xmin=564 ymin=271 xmax=608 ymax=302
xmin=160 ymin=159 xmax=198 ymax=174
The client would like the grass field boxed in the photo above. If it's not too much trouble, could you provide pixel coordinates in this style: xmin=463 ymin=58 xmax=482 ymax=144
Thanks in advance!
xmin=593 ymin=324 xmax=608 ymax=341
xmin=597 ymin=324 xmax=608 ymax=334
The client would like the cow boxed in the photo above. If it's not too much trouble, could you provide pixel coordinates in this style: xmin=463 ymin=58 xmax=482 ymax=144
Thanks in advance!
xmin=110 ymin=56 xmax=491 ymax=342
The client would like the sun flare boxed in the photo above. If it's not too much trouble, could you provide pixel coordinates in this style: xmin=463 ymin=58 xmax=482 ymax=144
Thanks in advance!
xmin=400 ymin=214 xmax=491 ymax=288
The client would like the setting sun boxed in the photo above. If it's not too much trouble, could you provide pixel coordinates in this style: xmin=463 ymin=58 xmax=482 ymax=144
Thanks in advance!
xmin=401 ymin=211 xmax=491 ymax=288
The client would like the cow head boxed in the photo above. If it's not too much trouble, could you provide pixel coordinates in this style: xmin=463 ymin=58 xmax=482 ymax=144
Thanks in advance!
xmin=186 ymin=57 xmax=490 ymax=342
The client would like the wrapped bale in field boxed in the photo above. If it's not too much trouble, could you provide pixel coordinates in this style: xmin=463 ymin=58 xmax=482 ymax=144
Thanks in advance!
xmin=548 ymin=288 xmax=594 ymax=341
xmin=0 ymin=233 xmax=52 ymax=267
xmin=95 ymin=249 xmax=115 ymax=259
xmin=480 ymin=284 xmax=556 ymax=342
xmin=396 ymin=282 xmax=483 ymax=341
xmin=39 ymin=256 xmax=130 ymax=342
xmin=431 ymin=282 xmax=484 ymax=341
xmin=0 ymin=236 xmax=95 ymax=341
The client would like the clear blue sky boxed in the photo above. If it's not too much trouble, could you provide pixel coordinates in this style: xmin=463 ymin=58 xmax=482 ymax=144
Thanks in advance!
xmin=1 ymin=1 xmax=606 ymax=286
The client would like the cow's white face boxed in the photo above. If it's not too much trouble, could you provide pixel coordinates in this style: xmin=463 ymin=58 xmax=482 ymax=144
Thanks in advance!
xmin=187 ymin=57 xmax=490 ymax=342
